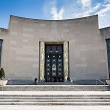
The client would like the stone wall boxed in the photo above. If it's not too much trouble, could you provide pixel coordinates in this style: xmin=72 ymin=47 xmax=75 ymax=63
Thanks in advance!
xmin=100 ymin=27 xmax=110 ymax=39
xmin=0 ymin=15 xmax=109 ymax=82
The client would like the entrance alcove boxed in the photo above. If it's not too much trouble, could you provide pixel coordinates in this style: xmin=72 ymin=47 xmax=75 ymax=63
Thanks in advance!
xmin=39 ymin=41 xmax=69 ymax=82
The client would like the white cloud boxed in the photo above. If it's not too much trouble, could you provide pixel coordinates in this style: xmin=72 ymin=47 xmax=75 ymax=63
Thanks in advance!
xmin=70 ymin=2 xmax=101 ymax=18
xmin=62 ymin=0 xmax=110 ymax=28
xmin=62 ymin=0 xmax=101 ymax=19
xmin=81 ymin=3 xmax=102 ymax=17
xmin=99 ymin=12 xmax=110 ymax=28
xmin=50 ymin=0 xmax=57 ymax=7
xmin=96 ymin=3 xmax=110 ymax=28
xmin=80 ymin=0 xmax=92 ymax=7
xmin=92 ymin=3 xmax=102 ymax=12
xmin=97 ymin=4 xmax=110 ymax=15
xmin=42 ymin=0 xmax=110 ymax=28
xmin=51 ymin=7 xmax=57 ymax=20
xmin=58 ymin=8 xmax=64 ymax=19
xmin=43 ymin=0 xmax=64 ymax=20
xmin=106 ymin=0 xmax=110 ymax=3
xmin=51 ymin=7 xmax=64 ymax=20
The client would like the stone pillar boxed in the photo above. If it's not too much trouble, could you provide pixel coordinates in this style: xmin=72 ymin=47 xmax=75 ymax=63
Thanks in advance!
xmin=63 ymin=42 xmax=69 ymax=81
xmin=40 ymin=42 xmax=45 ymax=81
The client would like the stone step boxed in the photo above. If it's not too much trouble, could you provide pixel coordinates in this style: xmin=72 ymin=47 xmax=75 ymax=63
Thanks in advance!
xmin=1 ymin=96 xmax=110 ymax=99
xmin=0 ymin=99 xmax=110 ymax=102
xmin=0 ymin=101 xmax=110 ymax=105
xmin=0 ymin=91 xmax=110 ymax=95
xmin=1 ymin=95 xmax=110 ymax=99
xmin=0 ymin=91 xmax=110 ymax=106
xmin=1 ymin=85 xmax=110 ymax=91
xmin=1 ymin=105 xmax=110 ymax=110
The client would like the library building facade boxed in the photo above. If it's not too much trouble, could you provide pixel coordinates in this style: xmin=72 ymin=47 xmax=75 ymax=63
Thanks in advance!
xmin=0 ymin=15 xmax=110 ymax=84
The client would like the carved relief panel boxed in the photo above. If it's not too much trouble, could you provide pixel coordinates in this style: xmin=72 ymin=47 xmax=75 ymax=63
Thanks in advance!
xmin=63 ymin=42 xmax=69 ymax=81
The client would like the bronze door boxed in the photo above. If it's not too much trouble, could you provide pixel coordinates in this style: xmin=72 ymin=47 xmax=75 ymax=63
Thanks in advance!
xmin=45 ymin=44 xmax=64 ymax=82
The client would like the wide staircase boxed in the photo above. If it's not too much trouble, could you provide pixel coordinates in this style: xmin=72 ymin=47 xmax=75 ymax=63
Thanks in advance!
xmin=0 ymin=85 xmax=110 ymax=110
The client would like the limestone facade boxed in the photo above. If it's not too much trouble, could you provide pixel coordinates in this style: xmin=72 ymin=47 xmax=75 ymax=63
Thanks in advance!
xmin=0 ymin=15 xmax=109 ymax=83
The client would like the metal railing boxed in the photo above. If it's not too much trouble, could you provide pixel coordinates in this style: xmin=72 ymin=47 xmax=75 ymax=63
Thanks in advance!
xmin=96 ymin=79 xmax=105 ymax=85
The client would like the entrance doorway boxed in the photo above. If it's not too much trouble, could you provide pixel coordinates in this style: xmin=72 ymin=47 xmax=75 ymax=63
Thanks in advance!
xmin=45 ymin=44 xmax=64 ymax=82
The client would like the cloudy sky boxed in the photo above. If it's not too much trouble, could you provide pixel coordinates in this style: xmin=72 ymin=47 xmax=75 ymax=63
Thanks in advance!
xmin=0 ymin=0 xmax=110 ymax=29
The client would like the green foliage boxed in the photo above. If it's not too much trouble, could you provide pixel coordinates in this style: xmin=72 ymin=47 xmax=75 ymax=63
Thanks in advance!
xmin=0 ymin=68 xmax=5 ymax=79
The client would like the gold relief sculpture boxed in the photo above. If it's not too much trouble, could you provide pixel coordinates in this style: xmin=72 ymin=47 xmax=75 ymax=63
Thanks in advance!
xmin=40 ymin=42 xmax=45 ymax=81
xmin=64 ymin=73 xmax=68 ymax=81
xmin=64 ymin=53 xmax=67 ymax=57
xmin=40 ymin=75 xmax=44 ymax=81
xmin=64 ymin=42 xmax=69 ymax=81
xmin=64 ymin=65 xmax=68 ymax=71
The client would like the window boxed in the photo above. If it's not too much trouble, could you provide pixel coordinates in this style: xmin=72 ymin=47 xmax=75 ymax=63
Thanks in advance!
xmin=0 ymin=40 xmax=3 ymax=67
xmin=106 ymin=39 xmax=110 ymax=78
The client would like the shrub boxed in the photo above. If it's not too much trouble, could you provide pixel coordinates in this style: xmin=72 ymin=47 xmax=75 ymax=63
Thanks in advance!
xmin=0 ymin=68 xmax=5 ymax=80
